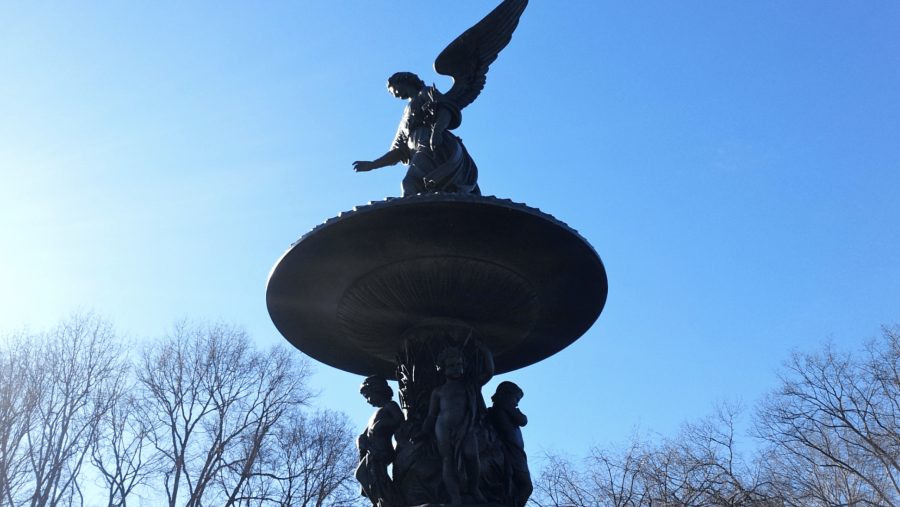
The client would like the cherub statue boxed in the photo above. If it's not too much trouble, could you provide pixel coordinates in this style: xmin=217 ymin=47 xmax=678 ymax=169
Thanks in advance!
xmin=418 ymin=341 xmax=495 ymax=505
xmin=356 ymin=375 xmax=404 ymax=507
xmin=487 ymin=381 xmax=532 ymax=507
xmin=352 ymin=0 xmax=529 ymax=197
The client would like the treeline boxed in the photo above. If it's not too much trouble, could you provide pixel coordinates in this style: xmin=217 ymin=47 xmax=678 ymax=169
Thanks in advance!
xmin=531 ymin=325 xmax=900 ymax=507
xmin=5 ymin=314 xmax=899 ymax=507
xmin=0 ymin=313 xmax=360 ymax=507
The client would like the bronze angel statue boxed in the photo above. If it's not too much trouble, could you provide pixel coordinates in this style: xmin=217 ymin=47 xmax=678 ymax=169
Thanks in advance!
xmin=352 ymin=0 xmax=528 ymax=197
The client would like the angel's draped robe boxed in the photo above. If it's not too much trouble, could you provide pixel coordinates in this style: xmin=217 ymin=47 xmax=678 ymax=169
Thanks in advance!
xmin=392 ymin=86 xmax=480 ymax=197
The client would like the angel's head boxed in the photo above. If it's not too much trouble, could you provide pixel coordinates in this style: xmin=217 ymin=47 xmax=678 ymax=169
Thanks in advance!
xmin=387 ymin=72 xmax=425 ymax=100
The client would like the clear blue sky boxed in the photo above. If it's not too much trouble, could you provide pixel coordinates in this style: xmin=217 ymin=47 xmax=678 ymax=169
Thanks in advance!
xmin=2 ymin=0 xmax=899 ymax=459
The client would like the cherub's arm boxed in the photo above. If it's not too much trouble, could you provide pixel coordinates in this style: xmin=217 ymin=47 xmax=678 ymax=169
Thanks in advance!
xmin=508 ymin=406 xmax=528 ymax=427
xmin=356 ymin=432 xmax=368 ymax=460
xmin=473 ymin=341 xmax=495 ymax=386
xmin=353 ymin=149 xmax=406 ymax=172
xmin=414 ymin=388 xmax=441 ymax=442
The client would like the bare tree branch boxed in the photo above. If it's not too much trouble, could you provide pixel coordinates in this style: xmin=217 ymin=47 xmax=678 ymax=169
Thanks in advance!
xmin=755 ymin=327 xmax=900 ymax=507
xmin=137 ymin=320 xmax=315 ymax=507
xmin=0 ymin=332 xmax=41 ymax=507
xmin=21 ymin=312 xmax=128 ymax=507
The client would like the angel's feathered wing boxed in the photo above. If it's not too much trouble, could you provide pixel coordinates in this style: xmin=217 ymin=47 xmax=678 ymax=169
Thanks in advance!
xmin=433 ymin=0 xmax=528 ymax=112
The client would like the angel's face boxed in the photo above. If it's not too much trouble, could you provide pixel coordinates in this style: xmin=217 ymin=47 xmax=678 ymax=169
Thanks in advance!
xmin=388 ymin=84 xmax=414 ymax=100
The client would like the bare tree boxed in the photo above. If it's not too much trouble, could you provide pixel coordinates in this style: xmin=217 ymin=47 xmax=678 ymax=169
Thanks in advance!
xmin=755 ymin=326 xmax=900 ymax=507
xmin=664 ymin=403 xmax=771 ymax=506
xmin=532 ymin=451 xmax=594 ymax=507
xmin=4 ymin=314 xmax=362 ymax=507
xmin=22 ymin=313 xmax=128 ymax=507
xmin=533 ymin=326 xmax=900 ymax=507
xmin=89 ymin=389 xmax=155 ymax=507
xmin=213 ymin=348 xmax=324 ymax=507
xmin=532 ymin=431 xmax=658 ymax=507
xmin=532 ymin=404 xmax=773 ymax=507
xmin=137 ymin=320 xmax=314 ymax=507
xmin=245 ymin=409 xmax=360 ymax=507
xmin=0 ymin=333 xmax=41 ymax=507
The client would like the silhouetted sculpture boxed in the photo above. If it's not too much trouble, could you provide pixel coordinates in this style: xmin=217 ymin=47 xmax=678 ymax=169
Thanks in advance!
xmin=266 ymin=1 xmax=611 ymax=506
xmin=487 ymin=382 xmax=532 ymax=507
xmin=356 ymin=376 xmax=404 ymax=507
xmin=418 ymin=341 xmax=495 ymax=506
xmin=352 ymin=0 xmax=528 ymax=197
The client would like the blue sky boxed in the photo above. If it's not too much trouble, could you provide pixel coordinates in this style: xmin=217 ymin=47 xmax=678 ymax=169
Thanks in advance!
xmin=2 ymin=0 xmax=899 ymax=459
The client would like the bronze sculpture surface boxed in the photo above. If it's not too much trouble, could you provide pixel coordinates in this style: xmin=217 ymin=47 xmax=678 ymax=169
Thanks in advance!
xmin=487 ymin=382 xmax=532 ymax=507
xmin=268 ymin=192 xmax=602 ymax=507
xmin=417 ymin=341 xmax=495 ymax=505
xmin=352 ymin=0 xmax=529 ymax=197
xmin=268 ymin=1 xmax=609 ymax=506
xmin=265 ymin=193 xmax=607 ymax=379
xmin=356 ymin=376 xmax=404 ymax=507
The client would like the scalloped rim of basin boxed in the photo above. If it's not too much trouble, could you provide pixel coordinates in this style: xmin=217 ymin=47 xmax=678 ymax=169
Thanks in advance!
xmin=266 ymin=193 xmax=608 ymax=378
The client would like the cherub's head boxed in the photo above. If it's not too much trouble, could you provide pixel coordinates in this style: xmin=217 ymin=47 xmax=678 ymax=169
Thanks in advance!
xmin=436 ymin=346 xmax=466 ymax=380
xmin=359 ymin=375 xmax=393 ymax=407
xmin=387 ymin=72 xmax=425 ymax=100
xmin=491 ymin=381 xmax=523 ymax=406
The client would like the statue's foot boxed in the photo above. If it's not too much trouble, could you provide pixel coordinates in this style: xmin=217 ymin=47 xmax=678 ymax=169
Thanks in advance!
xmin=470 ymin=490 xmax=487 ymax=504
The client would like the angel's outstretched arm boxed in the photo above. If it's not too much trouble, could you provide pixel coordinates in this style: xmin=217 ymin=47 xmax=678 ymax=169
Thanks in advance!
xmin=353 ymin=149 xmax=406 ymax=172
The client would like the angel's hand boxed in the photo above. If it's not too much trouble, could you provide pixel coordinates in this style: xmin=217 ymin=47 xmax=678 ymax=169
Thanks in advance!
xmin=353 ymin=161 xmax=375 ymax=172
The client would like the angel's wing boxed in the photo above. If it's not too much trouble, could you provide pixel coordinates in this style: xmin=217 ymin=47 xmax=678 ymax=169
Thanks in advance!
xmin=433 ymin=0 xmax=528 ymax=111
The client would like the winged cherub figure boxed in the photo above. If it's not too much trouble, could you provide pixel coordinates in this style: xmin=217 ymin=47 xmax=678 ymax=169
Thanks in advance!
xmin=352 ymin=0 xmax=528 ymax=197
